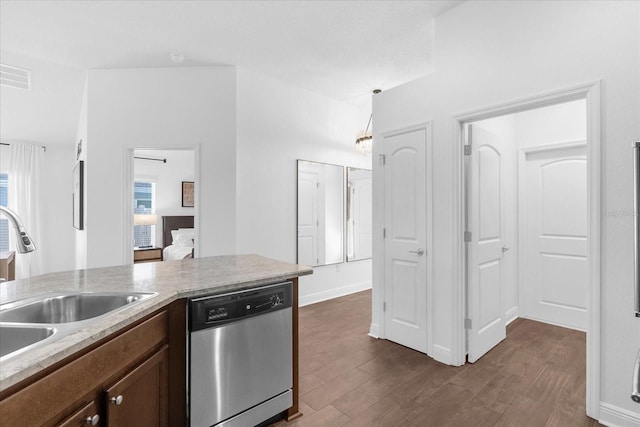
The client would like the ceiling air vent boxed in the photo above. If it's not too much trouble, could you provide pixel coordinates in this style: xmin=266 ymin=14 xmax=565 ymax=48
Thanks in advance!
xmin=0 ymin=64 xmax=31 ymax=90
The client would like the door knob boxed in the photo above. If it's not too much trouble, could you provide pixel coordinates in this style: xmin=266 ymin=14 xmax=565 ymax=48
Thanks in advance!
xmin=85 ymin=414 xmax=100 ymax=425
xmin=409 ymin=248 xmax=425 ymax=256
xmin=110 ymin=395 xmax=124 ymax=405
xmin=502 ymin=246 xmax=510 ymax=253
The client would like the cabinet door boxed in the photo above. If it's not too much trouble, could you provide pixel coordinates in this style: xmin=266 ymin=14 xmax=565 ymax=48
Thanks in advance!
xmin=57 ymin=401 xmax=101 ymax=427
xmin=104 ymin=346 xmax=168 ymax=427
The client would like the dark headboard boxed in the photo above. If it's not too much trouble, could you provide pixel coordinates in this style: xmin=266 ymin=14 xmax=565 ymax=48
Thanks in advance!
xmin=162 ymin=216 xmax=194 ymax=248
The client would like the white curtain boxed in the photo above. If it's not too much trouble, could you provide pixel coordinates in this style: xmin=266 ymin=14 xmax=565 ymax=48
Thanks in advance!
xmin=8 ymin=143 xmax=44 ymax=279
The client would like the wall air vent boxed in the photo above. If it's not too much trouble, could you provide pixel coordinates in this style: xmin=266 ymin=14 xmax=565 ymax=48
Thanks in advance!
xmin=0 ymin=64 xmax=31 ymax=90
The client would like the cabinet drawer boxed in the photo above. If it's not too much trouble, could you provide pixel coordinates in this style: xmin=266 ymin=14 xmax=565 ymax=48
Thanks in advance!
xmin=0 ymin=310 xmax=168 ymax=426
xmin=57 ymin=400 xmax=101 ymax=427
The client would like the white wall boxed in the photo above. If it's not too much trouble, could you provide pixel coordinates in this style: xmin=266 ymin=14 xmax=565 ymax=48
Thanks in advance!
xmin=79 ymin=65 xmax=371 ymax=305
xmin=134 ymin=149 xmax=195 ymax=248
xmin=0 ymin=51 xmax=85 ymax=146
xmin=84 ymin=66 xmax=236 ymax=268
xmin=236 ymin=67 xmax=372 ymax=305
xmin=515 ymin=99 xmax=587 ymax=149
xmin=40 ymin=145 xmax=76 ymax=273
xmin=374 ymin=0 xmax=639 ymax=421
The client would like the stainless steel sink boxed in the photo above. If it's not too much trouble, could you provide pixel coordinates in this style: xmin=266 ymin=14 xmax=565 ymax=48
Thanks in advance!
xmin=0 ymin=325 xmax=55 ymax=358
xmin=0 ymin=292 xmax=156 ymax=324
xmin=0 ymin=291 xmax=157 ymax=361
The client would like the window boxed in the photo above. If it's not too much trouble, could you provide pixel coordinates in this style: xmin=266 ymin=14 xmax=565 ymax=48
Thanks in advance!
xmin=0 ymin=174 xmax=8 ymax=252
xmin=133 ymin=181 xmax=155 ymax=247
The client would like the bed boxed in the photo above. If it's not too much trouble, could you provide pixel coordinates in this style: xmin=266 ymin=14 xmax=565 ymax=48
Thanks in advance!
xmin=162 ymin=215 xmax=195 ymax=261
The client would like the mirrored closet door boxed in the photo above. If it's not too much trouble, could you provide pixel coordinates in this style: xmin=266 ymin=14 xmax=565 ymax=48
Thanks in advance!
xmin=297 ymin=160 xmax=344 ymax=266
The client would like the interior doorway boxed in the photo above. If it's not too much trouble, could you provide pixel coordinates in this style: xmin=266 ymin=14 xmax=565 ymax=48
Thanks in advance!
xmin=124 ymin=147 xmax=199 ymax=264
xmin=464 ymin=98 xmax=588 ymax=361
xmin=461 ymin=95 xmax=597 ymax=415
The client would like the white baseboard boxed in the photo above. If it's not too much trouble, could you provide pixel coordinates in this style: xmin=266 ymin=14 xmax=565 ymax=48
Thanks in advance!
xmin=599 ymin=402 xmax=640 ymax=427
xmin=505 ymin=306 xmax=519 ymax=325
xmin=368 ymin=322 xmax=380 ymax=339
xmin=522 ymin=314 xmax=586 ymax=333
xmin=298 ymin=280 xmax=372 ymax=307
xmin=431 ymin=344 xmax=453 ymax=365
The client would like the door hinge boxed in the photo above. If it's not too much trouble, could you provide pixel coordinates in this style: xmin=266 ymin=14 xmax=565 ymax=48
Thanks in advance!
xmin=464 ymin=144 xmax=472 ymax=156
xmin=379 ymin=154 xmax=386 ymax=166
xmin=383 ymin=301 xmax=386 ymax=312
xmin=464 ymin=231 xmax=472 ymax=242
xmin=383 ymin=228 xmax=386 ymax=239
xmin=464 ymin=318 xmax=472 ymax=329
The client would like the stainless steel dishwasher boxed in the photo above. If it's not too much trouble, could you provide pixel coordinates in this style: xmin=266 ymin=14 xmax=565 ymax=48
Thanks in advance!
xmin=188 ymin=281 xmax=293 ymax=427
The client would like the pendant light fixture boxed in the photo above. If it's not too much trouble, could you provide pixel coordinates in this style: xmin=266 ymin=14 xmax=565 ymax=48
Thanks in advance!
xmin=355 ymin=89 xmax=381 ymax=154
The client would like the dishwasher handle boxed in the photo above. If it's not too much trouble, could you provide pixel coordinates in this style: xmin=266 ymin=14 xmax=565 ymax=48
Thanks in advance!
xmin=635 ymin=142 xmax=640 ymax=318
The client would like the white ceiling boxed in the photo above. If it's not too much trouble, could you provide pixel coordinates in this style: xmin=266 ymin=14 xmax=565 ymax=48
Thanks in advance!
xmin=1 ymin=0 xmax=462 ymax=102
xmin=0 ymin=1 xmax=463 ymax=146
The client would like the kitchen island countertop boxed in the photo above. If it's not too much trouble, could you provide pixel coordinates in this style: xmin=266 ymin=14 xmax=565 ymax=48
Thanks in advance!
xmin=0 ymin=254 xmax=312 ymax=392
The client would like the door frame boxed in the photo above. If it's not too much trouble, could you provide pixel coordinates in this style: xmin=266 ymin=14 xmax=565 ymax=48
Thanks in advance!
xmin=451 ymin=81 xmax=601 ymax=418
xmin=377 ymin=121 xmax=434 ymax=356
xmin=518 ymin=139 xmax=587 ymax=326
xmin=122 ymin=144 xmax=201 ymax=265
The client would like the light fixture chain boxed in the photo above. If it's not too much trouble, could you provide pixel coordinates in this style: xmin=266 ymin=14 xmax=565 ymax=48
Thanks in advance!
xmin=364 ymin=113 xmax=373 ymax=135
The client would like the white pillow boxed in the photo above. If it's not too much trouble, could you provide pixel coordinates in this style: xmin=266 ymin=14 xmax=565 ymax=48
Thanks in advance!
xmin=171 ymin=228 xmax=195 ymax=247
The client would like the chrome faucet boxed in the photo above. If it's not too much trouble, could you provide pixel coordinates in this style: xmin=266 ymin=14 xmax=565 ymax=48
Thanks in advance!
xmin=0 ymin=206 xmax=36 ymax=253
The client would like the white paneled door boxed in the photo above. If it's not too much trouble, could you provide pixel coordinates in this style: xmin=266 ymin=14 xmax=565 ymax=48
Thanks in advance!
xmin=467 ymin=124 xmax=507 ymax=363
xmin=383 ymin=126 xmax=428 ymax=353
xmin=351 ymin=175 xmax=373 ymax=259
xmin=297 ymin=171 xmax=319 ymax=266
xmin=520 ymin=144 xmax=587 ymax=330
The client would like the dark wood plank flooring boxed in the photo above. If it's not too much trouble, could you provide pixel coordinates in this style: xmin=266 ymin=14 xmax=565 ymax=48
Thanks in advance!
xmin=273 ymin=290 xmax=602 ymax=427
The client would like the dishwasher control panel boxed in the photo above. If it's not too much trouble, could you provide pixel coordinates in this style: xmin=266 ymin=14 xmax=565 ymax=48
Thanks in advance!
xmin=189 ymin=281 xmax=292 ymax=331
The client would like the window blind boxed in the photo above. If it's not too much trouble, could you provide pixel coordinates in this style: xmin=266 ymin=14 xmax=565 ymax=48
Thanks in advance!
xmin=133 ymin=181 xmax=154 ymax=247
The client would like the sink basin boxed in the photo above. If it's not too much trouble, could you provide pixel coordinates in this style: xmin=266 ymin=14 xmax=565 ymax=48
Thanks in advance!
xmin=0 ymin=292 xmax=156 ymax=324
xmin=0 ymin=325 xmax=55 ymax=358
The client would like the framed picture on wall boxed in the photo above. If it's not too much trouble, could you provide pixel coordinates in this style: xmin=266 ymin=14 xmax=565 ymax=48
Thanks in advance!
xmin=73 ymin=161 xmax=84 ymax=230
xmin=182 ymin=181 xmax=194 ymax=207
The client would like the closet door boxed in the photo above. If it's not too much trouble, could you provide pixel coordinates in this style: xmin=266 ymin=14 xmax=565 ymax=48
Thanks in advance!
xmin=382 ymin=124 xmax=429 ymax=353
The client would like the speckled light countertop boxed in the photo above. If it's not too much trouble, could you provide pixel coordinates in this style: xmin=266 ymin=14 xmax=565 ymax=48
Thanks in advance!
xmin=0 ymin=254 xmax=312 ymax=392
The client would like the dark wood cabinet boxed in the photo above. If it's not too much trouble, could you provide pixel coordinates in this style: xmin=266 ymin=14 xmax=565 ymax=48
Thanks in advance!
xmin=0 ymin=304 xmax=180 ymax=427
xmin=104 ymin=346 xmax=168 ymax=427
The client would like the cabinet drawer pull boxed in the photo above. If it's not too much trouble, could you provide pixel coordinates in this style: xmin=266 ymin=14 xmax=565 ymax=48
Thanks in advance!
xmin=85 ymin=414 xmax=100 ymax=425
xmin=110 ymin=395 xmax=124 ymax=405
